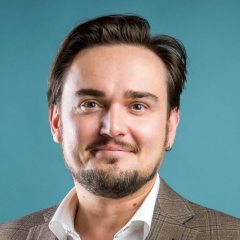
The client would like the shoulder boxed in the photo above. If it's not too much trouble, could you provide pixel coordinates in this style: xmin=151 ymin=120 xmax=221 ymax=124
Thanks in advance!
xmin=186 ymin=200 xmax=240 ymax=232
xmin=154 ymin=178 xmax=240 ymax=239
xmin=0 ymin=205 xmax=58 ymax=240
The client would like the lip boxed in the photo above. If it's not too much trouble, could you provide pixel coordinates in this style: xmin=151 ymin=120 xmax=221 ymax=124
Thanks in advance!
xmin=91 ymin=145 xmax=133 ymax=153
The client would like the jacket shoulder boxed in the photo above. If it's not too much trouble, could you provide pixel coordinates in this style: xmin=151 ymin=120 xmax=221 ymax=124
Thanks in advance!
xmin=0 ymin=206 xmax=58 ymax=240
xmin=187 ymin=200 xmax=240 ymax=231
xmin=155 ymin=178 xmax=240 ymax=239
xmin=177 ymin=188 xmax=240 ymax=237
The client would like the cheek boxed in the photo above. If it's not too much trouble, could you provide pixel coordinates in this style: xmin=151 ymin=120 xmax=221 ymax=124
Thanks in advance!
xmin=142 ymin=128 xmax=165 ymax=147
xmin=132 ymin=117 xmax=167 ymax=153
xmin=61 ymin=116 xmax=101 ymax=166
xmin=62 ymin=115 xmax=100 ymax=147
xmin=131 ymin=124 xmax=166 ymax=172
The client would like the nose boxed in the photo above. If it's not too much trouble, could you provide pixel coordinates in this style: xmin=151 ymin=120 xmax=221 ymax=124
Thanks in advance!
xmin=100 ymin=104 xmax=127 ymax=138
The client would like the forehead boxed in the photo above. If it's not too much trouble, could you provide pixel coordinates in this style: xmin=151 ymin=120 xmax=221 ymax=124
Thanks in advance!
xmin=63 ymin=44 xmax=167 ymax=98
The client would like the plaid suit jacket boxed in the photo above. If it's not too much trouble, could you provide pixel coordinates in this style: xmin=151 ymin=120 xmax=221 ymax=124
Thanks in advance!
xmin=1 ymin=178 xmax=240 ymax=240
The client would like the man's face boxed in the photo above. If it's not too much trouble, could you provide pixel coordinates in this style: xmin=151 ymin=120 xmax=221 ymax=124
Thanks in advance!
xmin=50 ymin=45 xmax=179 ymax=198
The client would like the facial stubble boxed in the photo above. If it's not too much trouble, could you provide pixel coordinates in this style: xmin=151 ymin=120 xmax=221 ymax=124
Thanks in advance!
xmin=60 ymin=123 xmax=169 ymax=199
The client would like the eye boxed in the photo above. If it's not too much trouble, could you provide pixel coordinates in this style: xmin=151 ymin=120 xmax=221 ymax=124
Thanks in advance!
xmin=79 ymin=100 xmax=102 ymax=112
xmin=130 ymin=103 xmax=146 ymax=111
xmin=82 ymin=101 xmax=98 ymax=108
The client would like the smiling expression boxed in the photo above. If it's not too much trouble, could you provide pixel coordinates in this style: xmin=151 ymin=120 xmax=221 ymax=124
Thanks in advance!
xmin=50 ymin=44 xmax=179 ymax=196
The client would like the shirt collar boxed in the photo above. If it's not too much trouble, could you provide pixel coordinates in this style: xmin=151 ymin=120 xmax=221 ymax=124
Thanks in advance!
xmin=49 ymin=175 xmax=160 ymax=240
xmin=114 ymin=175 xmax=160 ymax=239
xmin=49 ymin=187 xmax=79 ymax=240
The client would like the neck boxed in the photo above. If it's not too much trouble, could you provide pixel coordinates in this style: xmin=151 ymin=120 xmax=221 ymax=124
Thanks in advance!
xmin=74 ymin=174 xmax=157 ymax=240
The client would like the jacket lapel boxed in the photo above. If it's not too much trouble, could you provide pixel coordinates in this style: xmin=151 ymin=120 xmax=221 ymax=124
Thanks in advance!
xmin=25 ymin=179 xmax=199 ymax=240
xmin=146 ymin=178 xmax=199 ymax=240
xmin=27 ymin=223 xmax=57 ymax=240
xmin=27 ymin=206 xmax=58 ymax=240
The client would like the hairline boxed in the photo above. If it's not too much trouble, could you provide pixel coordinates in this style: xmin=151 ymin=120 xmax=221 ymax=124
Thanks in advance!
xmin=53 ymin=43 xmax=173 ymax=116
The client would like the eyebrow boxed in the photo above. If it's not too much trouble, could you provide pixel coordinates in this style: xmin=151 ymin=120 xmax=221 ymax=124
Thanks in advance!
xmin=74 ymin=88 xmax=158 ymax=102
xmin=75 ymin=88 xmax=105 ymax=97
xmin=124 ymin=90 xmax=158 ymax=102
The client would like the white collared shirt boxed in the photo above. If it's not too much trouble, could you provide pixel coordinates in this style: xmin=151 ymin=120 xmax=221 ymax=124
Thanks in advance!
xmin=49 ymin=175 xmax=160 ymax=240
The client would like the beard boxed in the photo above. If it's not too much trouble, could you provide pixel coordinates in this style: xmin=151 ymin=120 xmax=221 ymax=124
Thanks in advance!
xmin=60 ymin=125 xmax=168 ymax=199
xmin=68 ymin=163 xmax=159 ymax=199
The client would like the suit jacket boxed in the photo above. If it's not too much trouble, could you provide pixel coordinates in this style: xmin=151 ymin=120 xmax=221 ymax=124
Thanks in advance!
xmin=1 ymin=178 xmax=240 ymax=240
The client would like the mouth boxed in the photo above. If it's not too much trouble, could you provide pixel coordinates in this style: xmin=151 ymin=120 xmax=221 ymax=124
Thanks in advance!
xmin=91 ymin=145 xmax=133 ymax=154
xmin=86 ymin=139 xmax=140 ymax=154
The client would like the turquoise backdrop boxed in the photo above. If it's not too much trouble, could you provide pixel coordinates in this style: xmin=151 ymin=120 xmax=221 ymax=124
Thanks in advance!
xmin=0 ymin=0 xmax=240 ymax=223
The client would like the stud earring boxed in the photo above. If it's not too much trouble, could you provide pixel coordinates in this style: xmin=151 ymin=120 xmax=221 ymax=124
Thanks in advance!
xmin=165 ymin=143 xmax=172 ymax=152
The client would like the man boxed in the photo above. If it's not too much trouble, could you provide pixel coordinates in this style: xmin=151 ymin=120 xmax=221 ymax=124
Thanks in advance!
xmin=0 ymin=14 xmax=239 ymax=240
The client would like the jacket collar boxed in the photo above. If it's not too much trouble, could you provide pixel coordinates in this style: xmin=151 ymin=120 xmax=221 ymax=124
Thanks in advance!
xmin=146 ymin=178 xmax=198 ymax=239
xmin=27 ymin=206 xmax=58 ymax=240
xmin=43 ymin=205 xmax=58 ymax=222
xmin=158 ymin=178 xmax=195 ymax=224
xmin=35 ymin=178 xmax=198 ymax=240
xmin=40 ymin=178 xmax=195 ymax=223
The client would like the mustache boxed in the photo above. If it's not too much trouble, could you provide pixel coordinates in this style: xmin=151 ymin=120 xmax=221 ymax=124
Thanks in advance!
xmin=85 ymin=138 xmax=140 ymax=154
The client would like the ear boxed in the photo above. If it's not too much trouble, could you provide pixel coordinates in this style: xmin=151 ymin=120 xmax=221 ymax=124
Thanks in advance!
xmin=49 ymin=105 xmax=62 ymax=143
xmin=167 ymin=108 xmax=180 ymax=147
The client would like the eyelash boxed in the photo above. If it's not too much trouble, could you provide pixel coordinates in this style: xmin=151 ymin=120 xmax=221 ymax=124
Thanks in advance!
xmin=78 ymin=100 xmax=148 ymax=114
xmin=79 ymin=100 xmax=102 ymax=112
xmin=130 ymin=103 xmax=147 ymax=111
xmin=81 ymin=101 xmax=99 ymax=108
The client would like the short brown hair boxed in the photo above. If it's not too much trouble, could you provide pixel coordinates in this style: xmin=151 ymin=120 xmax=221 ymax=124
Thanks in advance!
xmin=47 ymin=14 xmax=187 ymax=114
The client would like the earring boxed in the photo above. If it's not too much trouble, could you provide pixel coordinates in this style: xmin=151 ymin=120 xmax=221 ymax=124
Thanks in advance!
xmin=165 ymin=143 xmax=172 ymax=152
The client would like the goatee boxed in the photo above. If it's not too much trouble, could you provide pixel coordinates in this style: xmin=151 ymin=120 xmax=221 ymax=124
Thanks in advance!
xmin=70 ymin=165 xmax=159 ymax=199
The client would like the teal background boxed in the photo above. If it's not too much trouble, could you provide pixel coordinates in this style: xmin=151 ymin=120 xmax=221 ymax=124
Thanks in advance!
xmin=0 ymin=0 xmax=240 ymax=223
